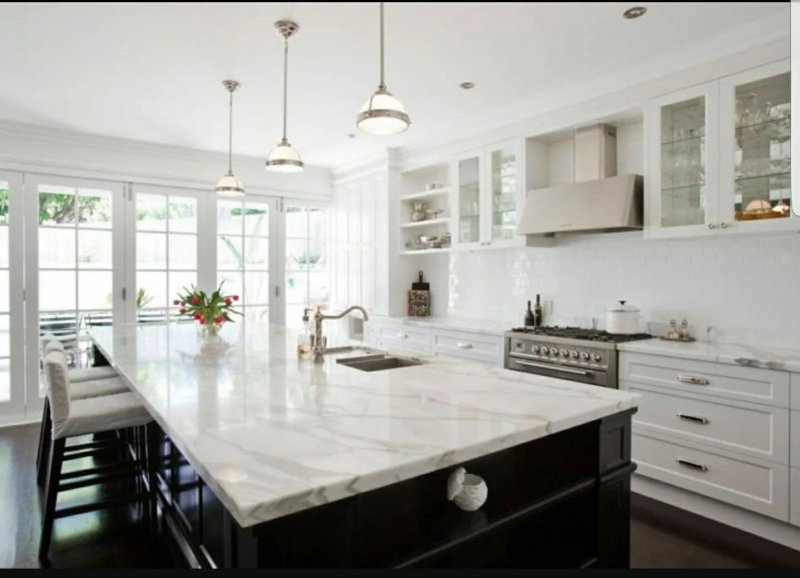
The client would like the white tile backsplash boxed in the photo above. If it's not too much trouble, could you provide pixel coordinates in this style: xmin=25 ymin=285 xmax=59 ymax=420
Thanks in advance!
xmin=447 ymin=231 xmax=800 ymax=348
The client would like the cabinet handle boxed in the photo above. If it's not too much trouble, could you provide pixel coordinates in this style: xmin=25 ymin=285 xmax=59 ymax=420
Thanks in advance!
xmin=676 ymin=458 xmax=708 ymax=472
xmin=677 ymin=413 xmax=709 ymax=425
xmin=396 ymin=333 xmax=408 ymax=339
xmin=677 ymin=374 xmax=710 ymax=386
xmin=457 ymin=342 xmax=473 ymax=349
xmin=707 ymin=223 xmax=717 ymax=230
xmin=720 ymin=222 xmax=729 ymax=229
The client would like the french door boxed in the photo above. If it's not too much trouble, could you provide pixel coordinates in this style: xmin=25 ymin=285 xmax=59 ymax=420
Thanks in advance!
xmin=0 ymin=171 xmax=24 ymax=417
xmin=24 ymin=174 xmax=126 ymax=414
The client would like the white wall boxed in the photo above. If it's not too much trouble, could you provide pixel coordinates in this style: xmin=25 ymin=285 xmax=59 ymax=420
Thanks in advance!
xmin=448 ymin=231 xmax=800 ymax=348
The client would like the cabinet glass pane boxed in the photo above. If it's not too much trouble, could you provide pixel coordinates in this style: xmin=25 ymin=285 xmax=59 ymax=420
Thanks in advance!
xmin=733 ymin=73 xmax=790 ymax=222
xmin=490 ymin=147 xmax=517 ymax=241
xmin=660 ymin=97 xmax=707 ymax=227
xmin=458 ymin=157 xmax=480 ymax=243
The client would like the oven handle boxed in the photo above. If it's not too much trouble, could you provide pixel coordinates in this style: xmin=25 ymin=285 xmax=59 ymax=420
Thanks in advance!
xmin=509 ymin=358 xmax=591 ymax=377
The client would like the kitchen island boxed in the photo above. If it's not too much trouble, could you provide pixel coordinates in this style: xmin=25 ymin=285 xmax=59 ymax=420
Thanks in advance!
xmin=89 ymin=322 xmax=639 ymax=568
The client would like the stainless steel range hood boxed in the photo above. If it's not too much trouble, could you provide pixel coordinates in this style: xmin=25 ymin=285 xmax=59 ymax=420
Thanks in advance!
xmin=517 ymin=124 xmax=643 ymax=238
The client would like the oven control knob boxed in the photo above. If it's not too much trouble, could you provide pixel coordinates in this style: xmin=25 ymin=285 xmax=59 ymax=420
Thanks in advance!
xmin=580 ymin=352 xmax=590 ymax=361
xmin=569 ymin=350 xmax=579 ymax=359
xmin=591 ymin=353 xmax=602 ymax=362
xmin=540 ymin=346 xmax=549 ymax=355
xmin=560 ymin=349 xmax=569 ymax=358
xmin=531 ymin=345 xmax=540 ymax=354
xmin=551 ymin=349 xmax=559 ymax=357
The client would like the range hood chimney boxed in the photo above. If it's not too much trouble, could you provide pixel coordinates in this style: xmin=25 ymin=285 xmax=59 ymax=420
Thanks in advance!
xmin=517 ymin=123 xmax=643 ymax=239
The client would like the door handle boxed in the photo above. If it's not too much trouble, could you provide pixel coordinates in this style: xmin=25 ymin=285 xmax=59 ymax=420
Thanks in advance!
xmin=676 ymin=458 xmax=708 ymax=472
xmin=677 ymin=413 xmax=709 ymax=425
xmin=396 ymin=333 xmax=408 ymax=339
xmin=677 ymin=374 xmax=709 ymax=386
xmin=509 ymin=357 xmax=591 ymax=376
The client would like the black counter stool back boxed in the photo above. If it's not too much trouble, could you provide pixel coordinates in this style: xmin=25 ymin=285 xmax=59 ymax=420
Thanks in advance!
xmin=39 ymin=351 xmax=157 ymax=566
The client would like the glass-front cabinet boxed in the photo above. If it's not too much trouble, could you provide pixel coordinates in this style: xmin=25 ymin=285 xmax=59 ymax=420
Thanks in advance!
xmin=454 ymin=138 xmax=524 ymax=249
xmin=719 ymin=59 xmax=792 ymax=234
xmin=647 ymin=59 xmax=792 ymax=238
xmin=646 ymin=81 xmax=719 ymax=237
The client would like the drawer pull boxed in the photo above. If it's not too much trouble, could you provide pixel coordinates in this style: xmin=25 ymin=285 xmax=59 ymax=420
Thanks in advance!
xmin=457 ymin=342 xmax=473 ymax=349
xmin=677 ymin=374 xmax=710 ymax=386
xmin=677 ymin=413 xmax=709 ymax=425
xmin=676 ymin=458 xmax=708 ymax=472
xmin=396 ymin=333 xmax=408 ymax=339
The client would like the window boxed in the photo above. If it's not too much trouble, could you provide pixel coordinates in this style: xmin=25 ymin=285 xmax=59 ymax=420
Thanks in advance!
xmin=0 ymin=182 xmax=9 ymax=401
xmin=217 ymin=199 xmax=270 ymax=327
xmin=285 ymin=206 xmax=330 ymax=328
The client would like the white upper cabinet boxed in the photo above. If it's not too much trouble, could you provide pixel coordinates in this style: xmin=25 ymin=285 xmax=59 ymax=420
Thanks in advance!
xmin=453 ymin=138 xmax=525 ymax=249
xmin=646 ymin=59 xmax=792 ymax=238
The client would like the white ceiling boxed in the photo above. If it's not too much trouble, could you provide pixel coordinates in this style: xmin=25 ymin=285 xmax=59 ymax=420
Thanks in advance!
xmin=0 ymin=2 xmax=789 ymax=169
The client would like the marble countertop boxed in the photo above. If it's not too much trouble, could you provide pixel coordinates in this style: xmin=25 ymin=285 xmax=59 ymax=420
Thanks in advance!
xmin=618 ymin=338 xmax=800 ymax=372
xmin=90 ymin=322 xmax=638 ymax=528
xmin=367 ymin=314 xmax=508 ymax=336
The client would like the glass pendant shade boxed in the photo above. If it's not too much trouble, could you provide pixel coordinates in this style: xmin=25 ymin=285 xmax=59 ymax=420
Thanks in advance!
xmin=215 ymin=173 xmax=245 ymax=196
xmin=266 ymin=139 xmax=304 ymax=173
xmin=357 ymin=87 xmax=410 ymax=135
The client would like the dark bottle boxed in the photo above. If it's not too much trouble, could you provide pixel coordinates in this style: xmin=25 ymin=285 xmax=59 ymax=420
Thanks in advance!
xmin=533 ymin=294 xmax=543 ymax=327
xmin=524 ymin=300 xmax=535 ymax=327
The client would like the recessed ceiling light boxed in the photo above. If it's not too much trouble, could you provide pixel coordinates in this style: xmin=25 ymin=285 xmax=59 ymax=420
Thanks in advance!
xmin=623 ymin=6 xmax=647 ymax=19
xmin=460 ymin=81 xmax=475 ymax=90
xmin=347 ymin=133 xmax=356 ymax=139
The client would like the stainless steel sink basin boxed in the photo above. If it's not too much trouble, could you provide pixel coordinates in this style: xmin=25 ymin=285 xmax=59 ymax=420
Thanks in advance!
xmin=336 ymin=353 xmax=425 ymax=372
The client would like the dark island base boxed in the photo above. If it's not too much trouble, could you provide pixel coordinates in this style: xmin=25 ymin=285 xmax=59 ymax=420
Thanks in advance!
xmin=151 ymin=409 xmax=636 ymax=569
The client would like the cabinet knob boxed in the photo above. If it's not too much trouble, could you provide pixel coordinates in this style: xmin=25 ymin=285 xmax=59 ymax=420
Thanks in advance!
xmin=720 ymin=222 xmax=729 ymax=229
xmin=707 ymin=223 xmax=717 ymax=230
xmin=397 ymin=332 xmax=408 ymax=339
xmin=457 ymin=342 xmax=473 ymax=349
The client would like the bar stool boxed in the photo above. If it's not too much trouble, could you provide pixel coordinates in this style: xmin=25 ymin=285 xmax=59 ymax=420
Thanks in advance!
xmin=36 ymin=339 xmax=130 ymax=487
xmin=39 ymin=351 xmax=157 ymax=565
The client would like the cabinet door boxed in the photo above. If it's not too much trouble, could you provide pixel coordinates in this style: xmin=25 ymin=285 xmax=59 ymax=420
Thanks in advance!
xmin=718 ymin=59 xmax=794 ymax=235
xmin=454 ymin=152 xmax=483 ymax=248
xmin=646 ymin=81 xmax=720 ymax=238
xmin=486 ymin=139 xmax=524 ymax=248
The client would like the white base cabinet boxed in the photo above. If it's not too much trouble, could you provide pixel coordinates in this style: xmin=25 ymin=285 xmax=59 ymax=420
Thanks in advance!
xmin=620 ymin=351 xmax=794 ymax=524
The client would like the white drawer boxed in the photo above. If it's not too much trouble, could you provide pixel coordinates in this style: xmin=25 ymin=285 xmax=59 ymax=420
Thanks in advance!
xmin=432 ymin=330 xmax=502 ymax=364
xmin=791 ymin=373 xmax=800 ymax=411
xmin=633 ymin=434 xmax=789 ymax=521
xmin=620 ymin=352 xmax=790 ymax=408
xmin=792 ymin=411 xmax=800 ymax=468
xmin=379 ymin=325 xmax=431 ymax=353
xmin=791 ymin=468 xmax=800 ymax=527
xmin=631 ymin=387 xmax=789 ymax=464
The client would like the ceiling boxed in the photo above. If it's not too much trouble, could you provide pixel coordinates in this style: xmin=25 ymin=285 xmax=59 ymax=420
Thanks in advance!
xmin=0 ymin=2 xmax=789 ymax=169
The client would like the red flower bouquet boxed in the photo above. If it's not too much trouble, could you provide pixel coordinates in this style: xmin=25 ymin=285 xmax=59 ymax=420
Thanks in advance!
xmin=175 ymin=282 xmax=242 ymax=337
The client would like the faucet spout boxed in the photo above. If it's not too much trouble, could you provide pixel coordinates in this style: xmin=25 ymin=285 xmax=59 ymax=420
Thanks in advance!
xmin=312 ymin=305 xmax=369 ymax=363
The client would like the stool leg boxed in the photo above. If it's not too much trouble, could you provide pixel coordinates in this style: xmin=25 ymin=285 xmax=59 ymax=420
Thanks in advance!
xmin=36 ymin=399 xmax=52 ymax=488
xmin=146 ymin=422 xmax=159 ymax=532
xmin=39 ymin=437 xmax=65 ymax=564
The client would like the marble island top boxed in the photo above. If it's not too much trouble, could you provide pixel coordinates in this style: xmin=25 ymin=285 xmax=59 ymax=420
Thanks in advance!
xmin=89 ymin=322 xmax=638 ymax=528
xmin=617 ymin=338 xmax=800 ymax=373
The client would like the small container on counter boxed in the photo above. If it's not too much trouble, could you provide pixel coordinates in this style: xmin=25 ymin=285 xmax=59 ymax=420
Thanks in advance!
xmin=606 ymin=300 xmax=640 ymax=334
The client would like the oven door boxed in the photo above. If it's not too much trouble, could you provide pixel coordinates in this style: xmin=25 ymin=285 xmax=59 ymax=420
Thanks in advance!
xmin=506 ymin=353 xmax=610 ymax=387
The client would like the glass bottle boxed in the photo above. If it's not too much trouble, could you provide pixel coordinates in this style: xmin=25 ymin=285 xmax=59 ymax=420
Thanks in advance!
xmin=533 ymin=294 xmax=543 ymax=327
xmin=297 ymin=311 xmax=311 ymax=359
xmin=524 ymin=301 xmax=535 ymax=327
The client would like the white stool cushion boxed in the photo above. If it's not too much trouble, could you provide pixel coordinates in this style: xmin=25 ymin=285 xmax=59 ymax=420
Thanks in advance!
xmin=44 ymin=340 xmax=65 ymax=354
xmin=68 ymin=366 xmax=118 ymax=383
xmin=53 ymin=392 xmax=152 ymax=440
xmin=71 ymin=376 xmax=129 ymax=400
xmin=44 ymin=352 xmax=71 ymax=435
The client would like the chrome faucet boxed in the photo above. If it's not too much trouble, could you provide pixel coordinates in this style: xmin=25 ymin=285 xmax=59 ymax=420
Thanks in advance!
xmin=312 ymin=305 xmax=369 ymax=363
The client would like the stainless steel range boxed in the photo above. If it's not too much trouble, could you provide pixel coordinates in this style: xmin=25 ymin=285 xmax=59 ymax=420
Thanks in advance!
xmin=503 ymin=326 xmax=652 ymax=388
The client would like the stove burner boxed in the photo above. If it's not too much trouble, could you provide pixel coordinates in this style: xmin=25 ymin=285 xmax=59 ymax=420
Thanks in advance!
xmin=509 ymin=326 xmax=651 ymax=343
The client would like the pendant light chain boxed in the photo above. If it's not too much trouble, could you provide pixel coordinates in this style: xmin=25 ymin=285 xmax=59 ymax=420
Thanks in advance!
xmin=227 ymin=88 xmax=234 ymax=175
xmin=282 ymin=35 xmax=289 ymax=143
xmin=379 ymin=2 xmax=385 ymax=90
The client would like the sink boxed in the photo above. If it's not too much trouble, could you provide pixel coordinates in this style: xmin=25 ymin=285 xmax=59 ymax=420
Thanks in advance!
xmin=324 ymin=345 xmax=381 ymax=356
xmin=336 ymin=353 xmax=425 ymax=372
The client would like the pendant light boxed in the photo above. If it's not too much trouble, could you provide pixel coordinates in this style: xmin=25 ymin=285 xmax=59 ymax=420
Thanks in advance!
xmin=266 ymin=20 xmax=304 ymax=173
xmin=215 ymin=79 xmax=245 ymax=196
xmin=356 ymin=2 xmax=410 ymax=135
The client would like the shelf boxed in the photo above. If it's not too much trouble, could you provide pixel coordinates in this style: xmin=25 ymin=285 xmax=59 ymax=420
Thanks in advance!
xmin=399 ymin=188 xmax=449 ymax=202
xmin=734 ymin=171 xmax=790 ymax=184
xmin=459 ymin=213 xmax=479 ymax=219
xmin=399 ymin=217 xmax=450 ymax=229
xmin=400 ymin=248 xmax=451 ymax=256
xmin=661 ymin=183 xmax=705 ymax=193
xmin=736 ymin=116 xmax=790 ymax=132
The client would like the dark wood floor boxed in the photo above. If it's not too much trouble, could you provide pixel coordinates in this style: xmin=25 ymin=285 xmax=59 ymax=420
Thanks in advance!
xmin=1 ymin=422 xmax=798 ymax=568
